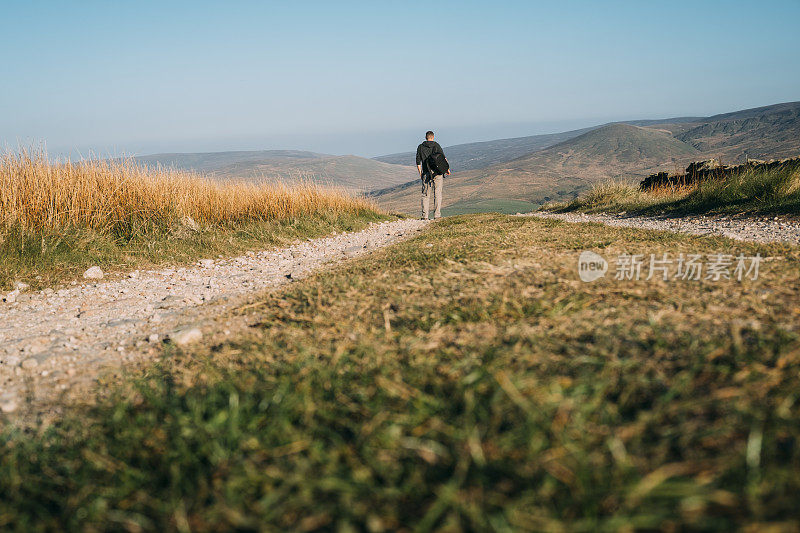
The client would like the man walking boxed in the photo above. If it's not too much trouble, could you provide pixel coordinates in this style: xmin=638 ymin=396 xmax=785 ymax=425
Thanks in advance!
xmin=416 ymin=131 xmax=450 ymax=220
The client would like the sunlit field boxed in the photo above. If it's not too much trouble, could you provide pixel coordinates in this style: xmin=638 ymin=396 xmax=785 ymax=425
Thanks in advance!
xmin=0 ymin=151 xmax=385 ymax=289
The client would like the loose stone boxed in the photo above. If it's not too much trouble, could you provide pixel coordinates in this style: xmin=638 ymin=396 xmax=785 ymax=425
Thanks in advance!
xmin=83 ymin=266 xmax=104 ymax=280
xmin=170 ymin=328 xmax=203 ymax=346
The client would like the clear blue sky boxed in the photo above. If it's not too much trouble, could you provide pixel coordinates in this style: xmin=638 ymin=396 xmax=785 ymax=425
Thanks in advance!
xmin=1 ymin=0 xmax=798 ymax=157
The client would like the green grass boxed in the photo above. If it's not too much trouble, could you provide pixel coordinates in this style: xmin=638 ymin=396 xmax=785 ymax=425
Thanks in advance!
xmin=0 ymin=211 xmax=387 ymax=292
xmin=548 ymin=165 xmax=800 ymax=217
xmin=441 ymin=198 xmax=541 ymax=216
xmin=2 ymin=214 xmax=800 ymax=531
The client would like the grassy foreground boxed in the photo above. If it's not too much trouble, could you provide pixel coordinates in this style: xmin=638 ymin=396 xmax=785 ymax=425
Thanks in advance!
xmin=0 ymin=152 xmax=384 ymax=290
xmin=550 ymin=164 xmax=800 ymax=217
xmin=2 ymin=214 xmax=800 ymax=531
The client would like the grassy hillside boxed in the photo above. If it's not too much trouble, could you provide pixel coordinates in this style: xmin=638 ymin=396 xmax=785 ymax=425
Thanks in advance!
xmin=0 ymin=151 xmax=385 ymax=290
xmin=134 ymin=150 xmax=416 ymax=193
xmin=541 ymin=123 xmax=699 ymax=163
xmin=2 ymin=214 xmax=799 ymax=530
xmin=676 ymin=101 xmax=800 ymax=161
xmin=377 ymin=124 xmax=700 ymax=215
xmin=374 ymin=127 xmax=595 ymax=171
xmin=373 ymin=119 xmax=703 ymax=173
xmin=549 ymin=162 xmax=800 ymax=217
xmin=374 ymin=102 xmax=800 ymax=216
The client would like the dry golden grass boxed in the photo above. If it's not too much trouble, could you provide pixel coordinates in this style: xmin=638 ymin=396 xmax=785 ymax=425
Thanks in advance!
xmin=553 ymin=180 xmax=673 ymax=212
xmin=644 ymin=182 xmax=696 ymax=197
xmin=0 ymin=150 xmax=380 ymax=239
xmin=548 ymin=165 xmax=800 ymax=217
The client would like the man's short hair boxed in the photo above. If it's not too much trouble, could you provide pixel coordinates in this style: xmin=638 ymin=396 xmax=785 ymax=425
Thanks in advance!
xmin=425 ymin=131 xmax=434 ymax=140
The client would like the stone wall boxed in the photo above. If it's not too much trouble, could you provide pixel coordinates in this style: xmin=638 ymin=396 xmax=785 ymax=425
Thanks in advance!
xmin=639 ymin=157 xmax=800 ymax=190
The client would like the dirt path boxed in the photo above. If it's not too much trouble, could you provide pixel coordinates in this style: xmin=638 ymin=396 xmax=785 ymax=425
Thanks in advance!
xmin=527 ymin=211 xmax=800 ymax=245
xmin=0 ymin=219 xmax=428 ymax=421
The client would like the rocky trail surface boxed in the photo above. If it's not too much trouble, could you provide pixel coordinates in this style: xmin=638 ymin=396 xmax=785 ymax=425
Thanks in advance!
xmin=528 ymin=211 xmax=800 ymax=245
xmin=1 ymin=219 xmax=427 ymax=422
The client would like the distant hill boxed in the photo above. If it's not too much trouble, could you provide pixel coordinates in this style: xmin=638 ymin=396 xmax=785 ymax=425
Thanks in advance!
xmin=374 ymin=101 xmax=800 ymax=215
xmin=133 ymin=101 xmax=800 ymax=211
xmin=539 ymin=123 xmax=699 ymax=165
xmin=373 ymin=127 xmax=595 ymax=171
xmin=134 ymin=150 xmax=327 ymax=170
xmin=132 ymin=150 xmax=416 ymax=193
xmin=375 ymin=123 xmax=701 ymax=215
xmin=675 ymin=102 xmax=800 ymax=160
xmin=373 ymin=118 xmax=702 ymax=173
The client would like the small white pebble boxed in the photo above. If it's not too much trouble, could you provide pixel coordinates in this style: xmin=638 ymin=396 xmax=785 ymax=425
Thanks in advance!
xmin=1 ymin=401 xmax=18 ymax=414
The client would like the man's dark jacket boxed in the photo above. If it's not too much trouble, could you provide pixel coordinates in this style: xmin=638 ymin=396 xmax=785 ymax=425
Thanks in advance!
xmin=416 ymin=140 xmax=446 ymax=176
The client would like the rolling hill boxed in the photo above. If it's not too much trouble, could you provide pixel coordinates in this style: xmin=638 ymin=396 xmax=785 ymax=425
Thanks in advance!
xmin=375 ymin=123 xmax=701 ymax=215
xmin=132 ymin=150 xmax=417 ymax=193
xmin=373 ymin=118 xmax=702 ymax=172
xmin=675 ymin=101 xmax=800 ymax=160
xmin=130 ymin=102 xmax=800 ymax=212
xmin=374 ymin=101 xmax=800 ymax=215
xmin=537 ymin=123 xmax=700 ymax=165
xmin=373 ymin=127 xmax=595 ymax=171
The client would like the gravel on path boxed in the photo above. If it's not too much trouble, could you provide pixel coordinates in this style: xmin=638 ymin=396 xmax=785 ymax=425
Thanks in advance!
xmin=0 ymin=218 xmax=428 ymax=421
xmin=525 ymin=211 xmax=800 ymax=245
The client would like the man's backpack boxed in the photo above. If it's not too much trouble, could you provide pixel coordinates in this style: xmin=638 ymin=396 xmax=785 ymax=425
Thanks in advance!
xmin=426 ymin=150 xmax=449 ymax=176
